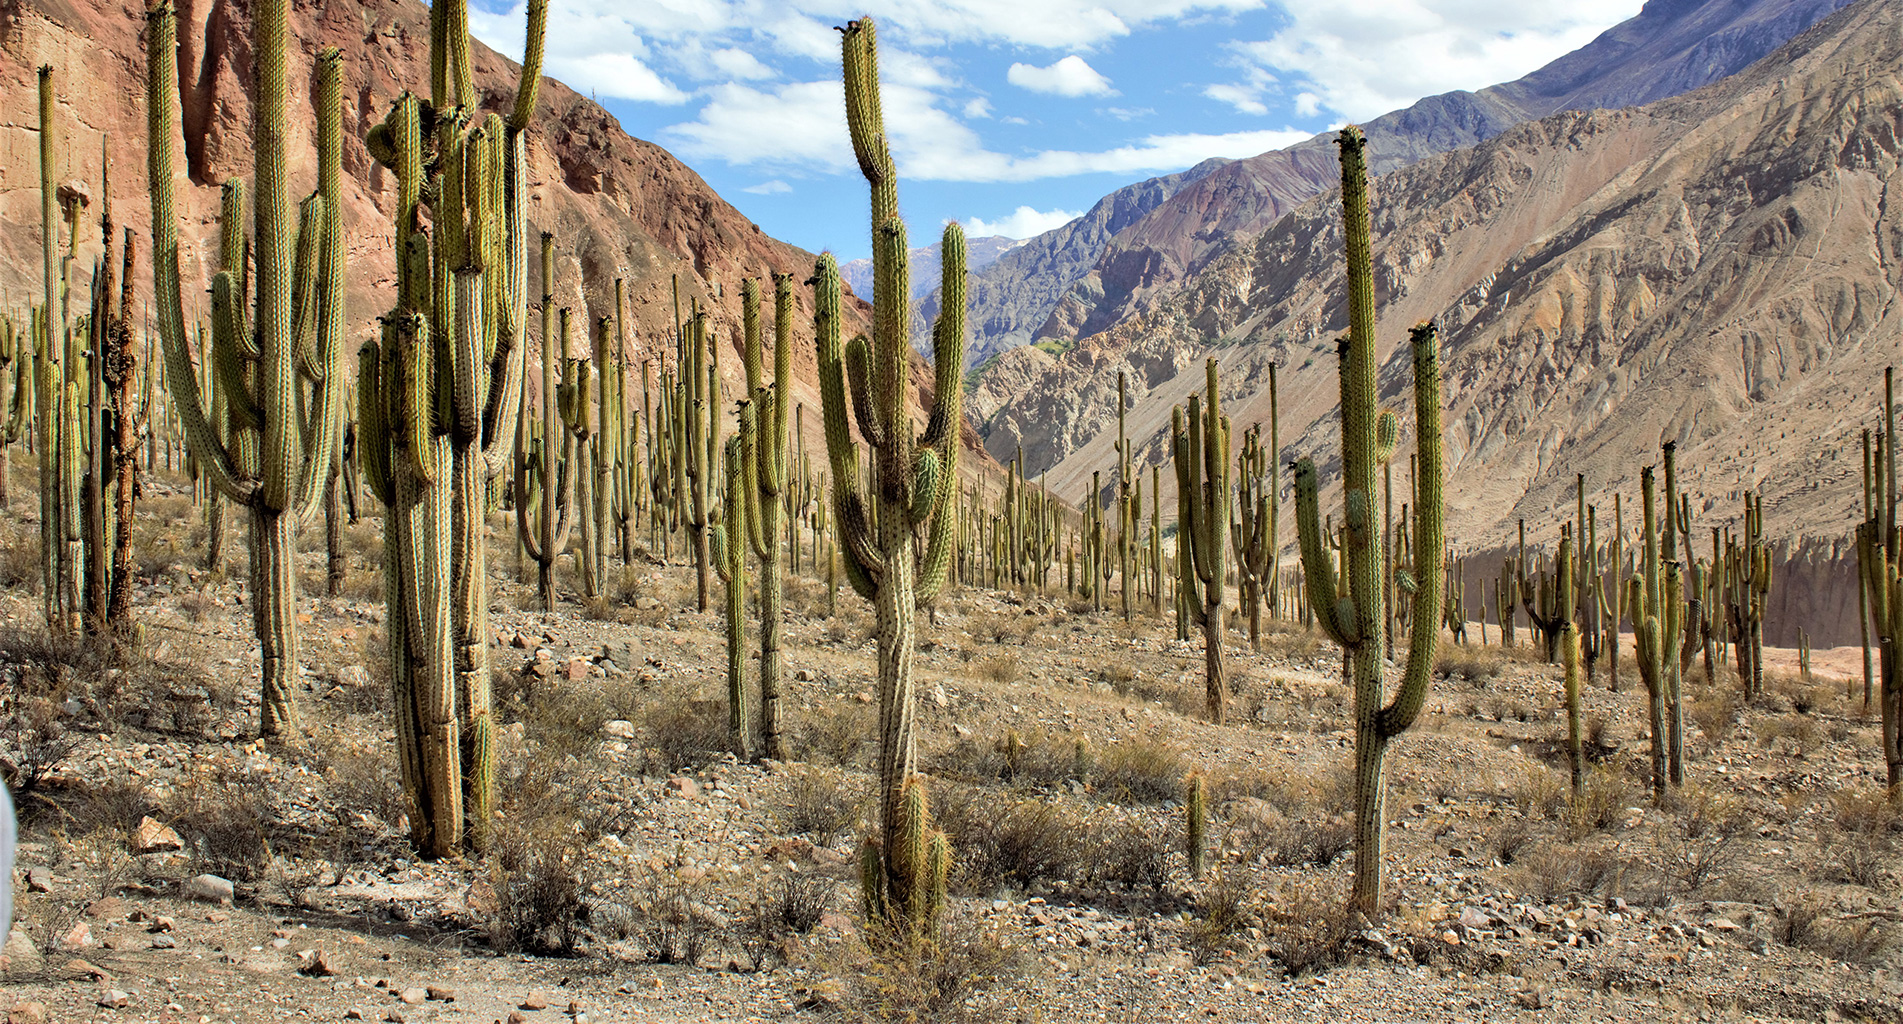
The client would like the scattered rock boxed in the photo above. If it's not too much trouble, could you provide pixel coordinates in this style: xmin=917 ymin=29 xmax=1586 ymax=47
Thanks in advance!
xmin=397 ymin=988 xmax=427 ymax=1005
xmin=602 ymin=720 xmax=636 ymax=740
xmin=302 ymin=948 xmax=338 ymax=976
xmin=7 ymin=1001 xmax=48 ymax=1024
xmin=425 ymin=986 xmax=454 ymax=1002
xmin=134 ymin=816 xmax=184 ymax=853
xmin=184 ymin=874 xmax=235 ymax=903
xmin=97 ymin=990 xmax=129 ymax=1009
xmin=149 ymin=934 xmax=176 ymax=950
xmin=336 ymin=665 xmax=372 ymax=688
xmin=24 ymin=867 xmax=52 ymax=893
xmin=520 ymin=993 xmax=548 ymax=1010
xmin=665 ymin=776 xmax=700 ymax=799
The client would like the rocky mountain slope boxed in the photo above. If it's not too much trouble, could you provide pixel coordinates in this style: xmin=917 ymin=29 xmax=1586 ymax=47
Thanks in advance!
xmin=919 ymin=157 xmax=1232 ymax=369
xmin=960 ymin=0 xmax=1855 ymax=378
xmin=837 ymin=233 xmax=1020 ymax=303
xmin=982 ymin=0 xmax=1903 ymax=647
xmin=0 ymin=0 xmax=975 ymax=456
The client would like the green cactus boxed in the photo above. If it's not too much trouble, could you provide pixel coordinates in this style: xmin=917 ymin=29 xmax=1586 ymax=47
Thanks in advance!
xmin=148 ymin=1 xmax=352 ymax=738
xmin=740 ymin=276 xmax=796 ymax=760
xmin=356 ymin=0 xmax=545 ymax=856
xmin=712 ymin=430 xmax=750 ymax=759
xmin=818 ymin=17 xmax=964 ymax=937
xmin=1186 ymin=769 xmax=1207 ymax=879
xmin=1233 ymin=402 xmax=1277 ymax=651
xmin=1861 ymin=368 xmax=1901 ymax=785
xmin=514 ymin=234 xmax=578 ymax=611
xmin=1627 ymin=465 xmax=1680 ymax=805
xmin=1173 ymin=358 xmax=1232 ymax=723
xmin=1291 ymin=127 xmax=1446 ymax=919
xmin=1725 ymin=491 xmax=1771 ymax=705
xmin=1555 ymin=529 xmax=1583 ymax=793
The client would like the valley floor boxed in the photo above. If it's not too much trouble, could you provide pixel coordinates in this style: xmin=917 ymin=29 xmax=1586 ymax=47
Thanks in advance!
xmin=1 ymin=479 xmax=1899 ymax=1023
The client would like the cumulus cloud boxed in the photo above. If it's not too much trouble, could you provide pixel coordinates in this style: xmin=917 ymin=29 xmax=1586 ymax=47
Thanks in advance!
xmin=666 ymin=77 xmax=1309 ymax=182
xmin=743 ymin=179 xmax=794 ymax=194
xmin=963 ymin=97 xmax=994 ymax=119
xmin=1008 ymin=56 xmax=1117 ymax=98
xmin=1237 ymin=0 xmax=1643 ymax=122
xmin=963 ymin=206 xmax=1084 ymax=239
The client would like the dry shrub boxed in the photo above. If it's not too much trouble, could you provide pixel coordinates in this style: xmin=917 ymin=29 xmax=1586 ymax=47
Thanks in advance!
xmin=737 ymin=872 xmax=838 ymax=970
xmin=935 ymin=787 xmax=1092 ymax=895
xmin=832 ymin=913 xmax=1020 ymax=1024
xmin=1260 ymin=874 xmax=1355 ymax=977
xmin=973 ymin=653 xmax=1020 ymax=684
xmin=1832 ymin=786 xmax=1901 ymax=834
xmin=1656 ymin=784 xmax=1749 ymax=891
xmin=0 ymin=518 xmax=42 ymax=591
xmin=488 ymin=771 xmax=591 ymax=954
xmin=626 ymin=856 xmax=722 ymax=965
xmin=929 ymin=729 xmax=1091 ymax=791
xmin=1756 ymin=713 xmax=1822 ymax=754
xmin=793 ymin=702 xmax=876 ymax=768
xmin=1089 ymin=817 xmax=1170 ymax=892
xmin=1562 ymin=766 xmax=1633 ymax=839
xmin=1777 ymin=891 xmax=1895 ymax=964
xmin=1092 ymin=737 xmax=1189 ymax=804
xmin=1820 ymin=825 xmax=1893 ymax=890
xmin=1184 ymin=867 xmax=1254 ymax=965
xmin=778 ymin=768 xmax=865 ymax=847
xmin=1436 ymin=646 xmax=1508 ymax=687
xmin=1512 ymin=764 xmax=1567 ymax=821
xmin=1686 ymin=688 xmax=1740 ymax=747
xmin=1509 ymin=842 xmax=1628 ymax=901
xmin=1228 ymin=802 xmax=1352 ymax=869
xmin=166 ymin=760 xmax=287 ymax=882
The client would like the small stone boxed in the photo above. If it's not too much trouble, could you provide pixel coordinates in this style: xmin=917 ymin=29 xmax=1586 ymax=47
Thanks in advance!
xmin=567 ymin=1000 xmax=585 ymax=1014
xmin=24 ymin=868 xmax=52 ymax=893
xmin=507 ymin=1013 xmax=529 ymax=1024
xmin=602 ymin=720 xmax=636 ymax=740
xmin=520 ymin=993 xmax=548 ymax=1010
xmin=336 ymin=665 xmax=372 ymax=689
xmin=185 ymin=874 xmax=235 ymax=903
xmin=135 ymin=814 xmax=184 ymax=852
xmin=665 ymin=776 xmax=700 ymax=799
xmin=61 ymin=921 xmax=92 ymax=950
xmin=97 ymin=990 xmax=130 ymax=1009
xmin=1457 ymin=907 xmax=1490 ymax=930
xmin=150 ymin=934 xmax=176 ymax=950
xmin=794 ymin=668 xmax=815 ymax=682
xmin=425 ymin=986 xmax=454 ymax=1002
xmin=302 ymin=948 xmax=338 ymax=977
xmin=7 ymin=1001 xmax=49 ymax=1024
xmin=344 ymin=1011 xmax=364 ymax=1021
xmin=397 ymin=988 xmax=427 ymax=1005
xmin=148 ymin=916 xmax=174 ymax=933
xmin=563 ymin=658 xmax=590 ymax=681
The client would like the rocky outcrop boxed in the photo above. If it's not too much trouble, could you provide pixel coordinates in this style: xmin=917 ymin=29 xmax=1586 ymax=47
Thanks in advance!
xmin=1023 ymin=0 xmax=1859 ymax=353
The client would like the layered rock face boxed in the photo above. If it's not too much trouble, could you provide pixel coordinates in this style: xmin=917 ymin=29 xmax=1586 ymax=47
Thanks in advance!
xmin=983 ymin=0 xmax=1903 ymax=646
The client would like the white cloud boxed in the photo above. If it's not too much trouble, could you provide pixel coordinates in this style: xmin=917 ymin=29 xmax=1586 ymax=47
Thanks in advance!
xmin=1203 ymin=61 xmax=1276 ymax=115
xmin=1240 ymin=0 xmax=1644 ymax=122
xmin=1008 ymin=55 xmax=1117 ymax=98
xmin=469 ymin=1 xmax=690 ymax=104
xmin=708 ymin=47 xmax=779 ymax=80
xmin=963 ymin=97 xmax=994 ymax=119
xmin=557 ymin=52 xmax=692 ymax=104
xmin=743 ymin=179 xmax=794 ymax=194
xmin=665 ymin=77 xmax=1309 ymax=182
xmin=963 ymin=206 xmax=1084 ymax=239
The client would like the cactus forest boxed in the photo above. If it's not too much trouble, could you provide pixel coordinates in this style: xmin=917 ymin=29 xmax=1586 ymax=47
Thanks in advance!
xmin=1 ymin=0 xmax=1902 ymax=1021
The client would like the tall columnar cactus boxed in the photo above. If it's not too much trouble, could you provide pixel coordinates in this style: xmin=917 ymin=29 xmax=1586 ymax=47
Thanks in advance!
xmin=36 ymin=65 xmax=82 ymax=633
xmin=514 ymin=234 xmax=577 ymax=611
xmin=742 ymin=276 xmax=796 ymax=760
xmin=712 ymin=431 xmax=750 ymax=760
xmin=357 ymin=0 xmax=544 ymax=856
xmin=1862 ymin=369 xmax=1901 ymax=784
xmin=1233 ymin=416 xmax=1275 ymax=651
xmin=1726 ymin=492 xmax=1771 ymax=704
xmin=1173 ymin=359 xmax=1232 ymax=723
xmin=1556 ymin=529 xmax=1583 ymax=793
xmin=1627 ymin=466 xmax=1679 ymax=804
xmin=1115 ymin=371 xmax=1133 ymax=621
xmin=679 ymin=306 xmax=718 ymax=613
xmin=817 ymin=17 xmax=964 ymax=936
xmin=1292 ymin=127 xmax=1445 ymax=919
xmin=148 ymin=0 xmax=349 ymax=738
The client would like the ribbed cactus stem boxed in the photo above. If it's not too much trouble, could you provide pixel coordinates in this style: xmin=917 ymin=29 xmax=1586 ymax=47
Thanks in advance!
xmin=822 ymin=18 xmax=962 ymax=938
xmin=1186 ymin=770 xmax=1207 ymax=879
xmin=1293 ymin=128 xmax=1444 ymax=921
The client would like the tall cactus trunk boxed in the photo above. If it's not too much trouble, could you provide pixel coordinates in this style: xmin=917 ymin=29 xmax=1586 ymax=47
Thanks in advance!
xmin=253 ymin=507 xmax=300 ymax=736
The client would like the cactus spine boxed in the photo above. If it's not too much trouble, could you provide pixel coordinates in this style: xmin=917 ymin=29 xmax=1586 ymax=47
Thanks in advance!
xmin=1173 ymin=359 xmax=1232 ymax=723
xmin=358 ymin=0 xmax=544 ymax=856
xmin=820 ymin=18 xmax=964 ymax=935
xmin=1292 ymin=127 xmax=1445 ymax=919
xmin=147 ymin=0 xmax=349 ymax=737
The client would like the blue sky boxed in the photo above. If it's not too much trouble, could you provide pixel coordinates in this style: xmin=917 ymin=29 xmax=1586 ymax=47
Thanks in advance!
xmin=470 ymin=0 xmax=1644 ymax=262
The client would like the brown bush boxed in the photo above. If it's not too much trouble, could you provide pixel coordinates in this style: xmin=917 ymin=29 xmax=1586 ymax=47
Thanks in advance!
xmin=1260 ymin=874 xmax=1355 ymax=977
